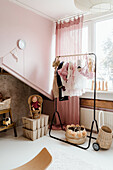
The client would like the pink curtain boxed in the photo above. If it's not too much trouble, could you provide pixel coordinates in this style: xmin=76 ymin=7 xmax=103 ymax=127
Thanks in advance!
xmin=55 ymin=16 xmax=83 ymax=126
xmin=56 ymin=16 xmax=83 ymax=56
xmin=57 ymin=96 xmax=79 ymax=125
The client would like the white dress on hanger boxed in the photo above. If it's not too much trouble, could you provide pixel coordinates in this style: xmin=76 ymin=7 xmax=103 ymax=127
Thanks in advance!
xmin=62 ymin=63 xmax=87 ymax=97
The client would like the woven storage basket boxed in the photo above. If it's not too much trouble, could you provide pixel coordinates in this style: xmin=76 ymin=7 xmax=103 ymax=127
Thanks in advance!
xmin=0 ymin=98 xmax=11 ymax=110
xmin=65 ymin=133 xmax=86 ymax=145
xmin=97 ymin=125 xmax=112 ymax=150
xmin=65 ymin=124 xmax=87 ymax=145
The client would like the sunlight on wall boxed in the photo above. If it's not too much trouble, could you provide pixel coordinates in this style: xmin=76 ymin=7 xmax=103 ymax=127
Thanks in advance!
xmin=48 ymin=23 xmax=56 ymax=96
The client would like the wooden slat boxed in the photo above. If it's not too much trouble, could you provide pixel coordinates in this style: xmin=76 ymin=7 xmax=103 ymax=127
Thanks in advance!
xmin=80 ymin=98 xmax=113 ymax=110
xmin=0 ymin=123 xmax=14 ymax=132
xmin=0 ymin=109 xmax=10 ymax=115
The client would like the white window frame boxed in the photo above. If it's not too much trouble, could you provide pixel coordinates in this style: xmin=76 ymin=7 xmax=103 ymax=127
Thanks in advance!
xmin=81 ymin=13 xmax=113 ymax=100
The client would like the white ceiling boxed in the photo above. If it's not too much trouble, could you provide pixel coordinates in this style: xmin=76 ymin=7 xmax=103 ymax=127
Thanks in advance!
xmin=10 ymin=0 xmax=82 ymax=21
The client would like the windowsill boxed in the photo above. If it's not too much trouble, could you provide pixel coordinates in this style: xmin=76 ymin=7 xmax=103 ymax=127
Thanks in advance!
xmin=80 ymin=89 xmax=113 ymax=101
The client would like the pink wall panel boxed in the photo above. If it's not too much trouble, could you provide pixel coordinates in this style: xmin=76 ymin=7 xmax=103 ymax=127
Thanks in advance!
xmin=0 ymin=0 xmax=55 ymax=99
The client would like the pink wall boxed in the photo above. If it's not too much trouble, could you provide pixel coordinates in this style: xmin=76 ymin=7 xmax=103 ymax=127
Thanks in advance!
xmin=0 ymin=0 xmax=55 ymax=99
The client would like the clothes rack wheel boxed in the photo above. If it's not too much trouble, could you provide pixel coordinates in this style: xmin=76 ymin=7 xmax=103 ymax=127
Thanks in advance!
xmin=93 ymin=142 xmax=100 ymax=151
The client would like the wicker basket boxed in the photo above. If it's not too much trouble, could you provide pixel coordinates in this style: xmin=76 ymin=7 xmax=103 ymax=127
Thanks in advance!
xmin=65 ymin=124 xmax=87 ymax=145
xmin=0 ymin=98 xmax=11 ymax=110
xmin=65 ymin=133 xmax=86 ymax=145
xmin=97 ymin=126 xmax=112 ymax=150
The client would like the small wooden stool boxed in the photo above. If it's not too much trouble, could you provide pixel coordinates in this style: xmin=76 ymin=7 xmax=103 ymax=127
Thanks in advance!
xmin=0 ymin=108 xmax=17 ymax=137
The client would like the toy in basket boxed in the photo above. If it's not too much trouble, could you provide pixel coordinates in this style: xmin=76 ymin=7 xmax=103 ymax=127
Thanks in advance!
xmin=0 ymin=93 xmax=11 ymax=110
xmin=28 ymin=95 xmax=43 ymax=119
xmin=65 ymin=124 xmax=87 ymax=145
xmin=93 ymin=111 xmax=113 ymax=151
xmin=3 ymin=117 xmax=11 ymax=126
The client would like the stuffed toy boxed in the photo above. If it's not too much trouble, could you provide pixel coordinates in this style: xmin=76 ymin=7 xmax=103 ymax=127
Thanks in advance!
xmin=3 ymin=117 xmax=11 ymax=126
xmin=31 ymin=96 xmax=41 ymax=113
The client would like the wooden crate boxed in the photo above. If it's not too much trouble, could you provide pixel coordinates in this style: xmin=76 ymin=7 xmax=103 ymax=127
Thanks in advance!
xmin=22 ymin=114 xmax=49 ymax=141
xmin=22 ymin=114 xmax=49 ymax=131
xmin=22 ymin=117 xmax=40 ymax=131
xmin=41 ymin=114 xmax=49 ymax=126
xmin=23 ymin=126 xmax=48 ymax=141
xmin=23 ymin=128 xmax=38 ymax=141
xmin=44 ymin=125 xmax=49 ymax=135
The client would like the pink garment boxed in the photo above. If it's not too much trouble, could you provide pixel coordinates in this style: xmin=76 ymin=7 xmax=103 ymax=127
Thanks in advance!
xmin=58 ymin=62 xmax=75 ymax=82
xmin=80 ymin=59 xmax=94 ymax=79
xmin=62 ymin=66 xmax=87 ymax=97
xmin=67 ymin=62 xmax=75 ymax=81
xmin=31 ymin=101 xmax=39 ymax=109
xmin=80 ymin=68 xmax=94 ymax=79
xmin=58 ymin=62 xmax=69 ymax=82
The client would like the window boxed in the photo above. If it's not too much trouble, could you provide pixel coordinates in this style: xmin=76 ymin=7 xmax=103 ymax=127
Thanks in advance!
xmin=82 ymin=26 xmax=88 ymax=53
xmin=96 ymin=18 xmax=113 ymax=90
xmin=82 ymin=25 xmax=93 ymax=90
xmin=82 ymin=15 xmax=113 ymax=91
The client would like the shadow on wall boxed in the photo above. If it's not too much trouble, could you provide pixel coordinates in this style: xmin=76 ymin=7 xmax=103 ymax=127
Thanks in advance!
xmin=43 ymin=99 xmax=54 ymax=124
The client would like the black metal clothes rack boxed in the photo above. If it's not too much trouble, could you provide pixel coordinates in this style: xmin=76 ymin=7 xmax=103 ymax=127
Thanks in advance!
xmin=49 ymin=53 xmax=99 ymax=150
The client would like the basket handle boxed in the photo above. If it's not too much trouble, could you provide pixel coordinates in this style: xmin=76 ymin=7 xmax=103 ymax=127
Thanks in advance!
xmin=98 ymin=110 xmax=104 ymax=128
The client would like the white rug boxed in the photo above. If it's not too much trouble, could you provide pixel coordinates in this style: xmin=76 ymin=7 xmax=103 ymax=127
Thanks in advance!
xmin=0 ymin=128 xmax=113 ymax=170
xmin=48 ymin=147 xmax=103 ymax=170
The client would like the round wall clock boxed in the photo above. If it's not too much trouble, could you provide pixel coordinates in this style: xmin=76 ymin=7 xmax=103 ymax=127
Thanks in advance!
xmin=17 ymin=39 xmax=26 ymax=50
